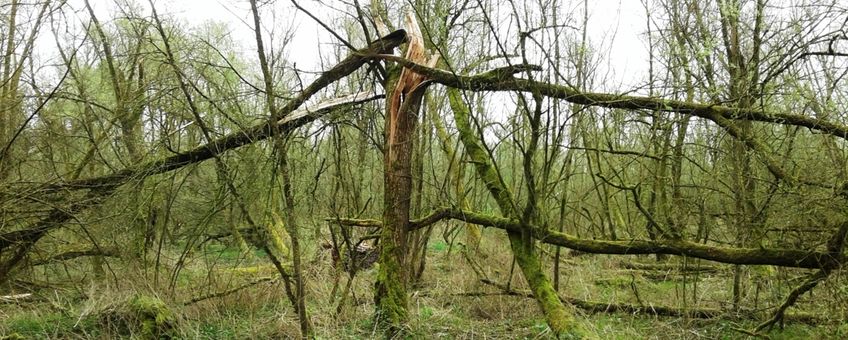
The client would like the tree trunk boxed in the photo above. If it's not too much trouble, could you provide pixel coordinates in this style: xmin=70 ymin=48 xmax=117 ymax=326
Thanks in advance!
xmin=448 ymin=89 xmax=582 ymax=337
xmin=374 ymin=15 xmax=434 ymax=333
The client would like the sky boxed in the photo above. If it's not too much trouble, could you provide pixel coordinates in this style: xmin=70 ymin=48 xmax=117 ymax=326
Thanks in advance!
xmin=54 ymin=0 xmax=651 ymax=91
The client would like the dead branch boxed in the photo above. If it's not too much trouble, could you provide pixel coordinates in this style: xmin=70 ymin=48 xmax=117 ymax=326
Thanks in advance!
xmin=0 ymin=293 xmax=33 ymax=304
xmin=618 ymin=262 xmax=720 ymax=273
xmin=753 ymin=224 xmax=847 ymax=332
xmin=366 ymin=54 xmax=848 ymax=146
xmin=479 ymin=279 xmax=824 ymax=324
xmin=30 ymin=248 xmax=121 ymax=266
xmin=183 ymin=276 xmax=277 ymax=306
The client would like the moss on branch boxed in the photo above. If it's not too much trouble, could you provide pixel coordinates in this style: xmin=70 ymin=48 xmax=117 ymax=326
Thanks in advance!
xmin=329 ymin=208 xmax=845 ymax=269
xmin=368 ymin=54 xmax=848 ymax=142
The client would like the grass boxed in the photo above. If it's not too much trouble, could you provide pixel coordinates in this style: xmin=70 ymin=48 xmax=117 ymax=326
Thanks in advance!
xmin=429 ymin=240 xmax=449 ymax=253
xmin=2 ymin=227 xmax=846 ymax=339
xmin=3 ymin=311 xmax=98 ymax=338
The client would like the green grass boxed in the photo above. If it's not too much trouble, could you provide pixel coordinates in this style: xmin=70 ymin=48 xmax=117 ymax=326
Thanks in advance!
xmin=3 ymin=311 xmax=100 ymax=339
xmin=3 ymin=230 xmax=846 ymax=339
xmin=429 ymin=241 xmax=448 ymax=252
xmin=197 ymin=323 xmax=237 ymax=339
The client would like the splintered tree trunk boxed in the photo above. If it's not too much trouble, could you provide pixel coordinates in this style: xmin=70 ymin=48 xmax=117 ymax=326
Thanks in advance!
xmin=407 ymin=105 xmax=431 ymax=283
xmin=374 ymin=77 xmax=416 ymax=327
xmin=448 ymin=89 xmax=581 ymax=337
xmin=374 ymin=14 xmax=436 ymax=332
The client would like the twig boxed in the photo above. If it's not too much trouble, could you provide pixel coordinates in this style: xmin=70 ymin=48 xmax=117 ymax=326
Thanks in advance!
xmin=183 ymin=277 xmax=277 ymax=306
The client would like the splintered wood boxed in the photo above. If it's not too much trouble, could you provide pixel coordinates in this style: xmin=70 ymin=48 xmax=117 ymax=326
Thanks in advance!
xmin=379 ymin=13 xmax=438 ymax=284
xmin=387 ymin=12 xmax=439 ymax=143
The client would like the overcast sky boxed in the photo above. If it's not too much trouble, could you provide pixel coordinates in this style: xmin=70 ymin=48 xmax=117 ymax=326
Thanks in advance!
xmin=54 ymin=0 xmax=650 ymax=91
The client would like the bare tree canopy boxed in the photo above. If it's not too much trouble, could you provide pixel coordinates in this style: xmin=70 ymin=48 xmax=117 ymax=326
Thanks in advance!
xmin=1 ymin=0 xmax=848 ymax=338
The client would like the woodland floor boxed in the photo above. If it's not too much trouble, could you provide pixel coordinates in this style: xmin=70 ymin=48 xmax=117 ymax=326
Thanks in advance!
xmin=1 ymin=226 xmax=847 ymax=339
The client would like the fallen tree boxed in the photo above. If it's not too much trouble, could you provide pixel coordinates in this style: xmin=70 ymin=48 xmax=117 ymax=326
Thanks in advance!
xmin=30 ymin=248 xmax=121 ymax=266
xmin=618 ymin=262 xmax=720 ymax=273
xmin=328 ymin=207 xmax=846 ymax=269
xmin=0 ymin=30 xmax=409 ymax=282
xmin=477 ymin=279 xmax=825 ymax=325
xmin=4 ymin=20 xmax=847 ymax=335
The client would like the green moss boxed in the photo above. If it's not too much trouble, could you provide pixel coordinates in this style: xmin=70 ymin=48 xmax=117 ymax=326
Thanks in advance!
xmin=429 ymin=241 xmax=448 ymax=252
xmin=450 ymin=88 xmax=584 ymax=339
xmin=594 ymin=276 xmax=632 ymax=288
xmin=373 ymin=238 xmax=409 ymax=332
xmin=128 ymin=295 xmax=175 ymax=339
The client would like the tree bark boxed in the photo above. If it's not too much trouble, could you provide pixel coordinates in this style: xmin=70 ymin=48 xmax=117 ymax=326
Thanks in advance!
xmin=374 ymin=15 xmax=435 ymax=332
xmin=449 ymin=89 xmax=582 ymax=337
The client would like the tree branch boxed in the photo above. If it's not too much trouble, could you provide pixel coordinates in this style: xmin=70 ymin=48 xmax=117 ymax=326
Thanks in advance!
xmin=328 ymin=207 xmax=846 ymax=269
xmin=364 ymin=54 xmax=848 ymax=142
xmin=41 ymin=30 xmax=407 ymax=193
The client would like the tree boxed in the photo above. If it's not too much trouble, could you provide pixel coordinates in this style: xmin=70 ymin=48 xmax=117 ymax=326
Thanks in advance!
xmin=2 ymin=1 xmax=848 ymax=338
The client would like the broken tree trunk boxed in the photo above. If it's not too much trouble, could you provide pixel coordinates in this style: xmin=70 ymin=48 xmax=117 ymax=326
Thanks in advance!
xmin=374 ymin=13 xmax=437 ymax=333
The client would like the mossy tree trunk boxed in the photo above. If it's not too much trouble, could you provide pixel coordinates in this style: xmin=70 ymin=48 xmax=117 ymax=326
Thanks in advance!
xmin=448 ymin=89 xmax=582 ymax=337
xmin=374 ymin=15 xmax=435 ymax=333
xmin=430 ymin=96 xmax=481 ymax=252
xmin=374 ymin=70 xmax=415 ymax=329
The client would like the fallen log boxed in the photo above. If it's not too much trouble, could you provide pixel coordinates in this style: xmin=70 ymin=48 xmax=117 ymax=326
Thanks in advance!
xmin=183 ymin=276 xmax=277 ymax=306
xmin=30 ymin=248 xmax=121 ymax=266
xmin=478 ymin=279 xmax=825 ymax=325
xmin=618 ymin=262 xmax=720 ymax=273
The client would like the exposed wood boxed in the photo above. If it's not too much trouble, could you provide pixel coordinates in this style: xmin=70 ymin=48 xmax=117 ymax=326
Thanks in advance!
xmin=35 ymin=31 xmax=406 ymax=194
xmin=0 ymin=293 xmax=32 ymax=304
xmin=374 ymin=13 xmax=437 ymax=331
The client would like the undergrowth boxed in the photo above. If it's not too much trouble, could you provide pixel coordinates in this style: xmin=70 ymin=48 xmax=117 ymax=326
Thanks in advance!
xmin=2 ymin=228 xmax=846 ymax=339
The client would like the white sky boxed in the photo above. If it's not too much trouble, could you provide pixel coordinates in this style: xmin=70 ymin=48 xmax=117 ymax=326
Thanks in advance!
xmin=51 ymin=0 xmax=650 ymax=91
